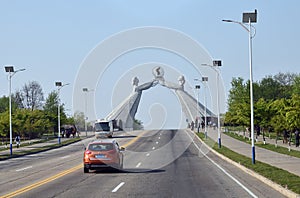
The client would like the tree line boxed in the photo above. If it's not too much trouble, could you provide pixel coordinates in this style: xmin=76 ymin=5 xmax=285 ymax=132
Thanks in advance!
xmin=225 ymin=72 xmax=300 ymax=135
xmin=0 ymin=81 xmax=85 ymax=139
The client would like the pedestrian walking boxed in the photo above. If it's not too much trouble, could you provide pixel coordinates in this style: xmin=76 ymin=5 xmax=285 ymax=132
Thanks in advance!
xmin=15 ymin=135 xmax=20 ymax=148
xmin=191 ymin=121 xmax=194 ymax=131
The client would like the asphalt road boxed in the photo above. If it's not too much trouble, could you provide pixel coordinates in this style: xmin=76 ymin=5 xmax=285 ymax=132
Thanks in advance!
xmin=0 ymin=129 xmax=286 ymax=198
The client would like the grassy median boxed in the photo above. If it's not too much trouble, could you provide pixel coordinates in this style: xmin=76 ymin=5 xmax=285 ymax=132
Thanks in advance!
xmin=0 ymin=137 xmax=81 ymax=160
xmin=197 ymin=133 xmax=300 ymax=195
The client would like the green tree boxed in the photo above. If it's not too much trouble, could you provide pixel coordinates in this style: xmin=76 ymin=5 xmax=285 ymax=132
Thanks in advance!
xmin=0 ymin=111 xmax=9 ymax=137
xmin=292 ymin=75 xmax=300 ymax=95
xmin=254 ymin=98 xmax=271 ymax=130
xmin=225 ymin=77 xmax=250 ymax=127
xmin=286 ymin=94 xmax=300 ymax=130
xmin=257 ymin=77 xmax=281 ymax=100
xmin=269 ymin=99 xmax=288 ymax=133
xmin=43 ymin=91 xmax=67 ymax=133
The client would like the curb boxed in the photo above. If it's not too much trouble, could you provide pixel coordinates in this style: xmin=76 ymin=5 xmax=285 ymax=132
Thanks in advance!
xmin=191 ymin=130 xmax=299 ymax=198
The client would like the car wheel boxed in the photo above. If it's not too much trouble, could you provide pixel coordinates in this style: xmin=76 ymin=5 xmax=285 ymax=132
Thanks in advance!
xmin=84 ymin=167 xmax=89 ymax=173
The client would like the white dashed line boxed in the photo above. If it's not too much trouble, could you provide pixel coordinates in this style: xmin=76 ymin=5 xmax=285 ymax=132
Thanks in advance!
xmin=112 ymin=182 xmax=125 ymax=193
xmin=16 ymin=166 xmax=32 ymax=172
xmin=158 ymin=137 xmax=161 ymax=140
xmin=146 ymin=153 xmax=150 ymax=156
xmin=156 ymin=141 xmax=159 ymax=144
xmin=152 ymin=147 xmax=155 ymax=150
xmin=136 ymin=162 xmax=141 ymax=168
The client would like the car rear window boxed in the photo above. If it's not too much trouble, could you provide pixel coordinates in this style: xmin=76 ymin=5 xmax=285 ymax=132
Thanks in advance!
xmin=88 ymin=143 xmax=113 ymax=151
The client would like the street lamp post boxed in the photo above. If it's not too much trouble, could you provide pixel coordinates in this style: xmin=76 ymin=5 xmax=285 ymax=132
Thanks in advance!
xmin=223 ymin=9 xmax=257 ymax=164
xmin=4 ymin=66 xmax=25 ymax=156
xmin=82 ymin=88 xmax=94 ymax=137
xmin=55 ymin=82 xmax=69 ymax=145
xmin=194 ymin=84 xmax=201 ymax=132
xmin=202 ymin=60 xmax=222 ymax=148
xmin=202 ymin=77 xmax=208 ymax=139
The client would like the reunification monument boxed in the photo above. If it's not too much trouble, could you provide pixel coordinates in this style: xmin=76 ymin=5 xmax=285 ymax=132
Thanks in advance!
xmin=105 ymin=67 xmax=215 ymax=131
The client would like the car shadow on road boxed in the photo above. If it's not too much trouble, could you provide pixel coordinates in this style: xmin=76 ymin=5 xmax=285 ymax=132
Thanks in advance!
xmin=112 ymin=135 xmax=137 ymax=139
xmin=88 ymin=168 xmax=165 ymax=174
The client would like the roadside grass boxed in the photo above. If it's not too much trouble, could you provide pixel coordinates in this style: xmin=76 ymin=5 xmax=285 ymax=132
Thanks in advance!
xmin=0 ymin=137 xmax=81 ymax=160
xmin=0 ymin=138 xmax=54 ymax=152
xmin=197 ymin=133 xmax=300 ymax=195
xmin=225 ymin=132 xmax=300 ymax=158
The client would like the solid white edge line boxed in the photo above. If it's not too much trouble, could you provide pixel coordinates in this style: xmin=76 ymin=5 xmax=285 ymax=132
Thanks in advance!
xmin=185 ymin=130 xmax=258 ymax=198
xmin=112 ymin=182 xmax=125 ymax=193
xmin=16 ymin=166 xmax=33 ymax=172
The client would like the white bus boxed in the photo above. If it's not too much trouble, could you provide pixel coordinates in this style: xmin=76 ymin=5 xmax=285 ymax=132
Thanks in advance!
xmin=94 ymin=119 xmax=113 ymax=138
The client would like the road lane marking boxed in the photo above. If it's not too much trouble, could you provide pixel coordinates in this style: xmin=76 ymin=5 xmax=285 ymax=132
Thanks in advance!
xmin=112 ymin=182 xmax=125 ymax=193
xmin=60 ymin=155 xmax=70 ymax=159
xmin=158 ymin=137 xmax=161 ymax=140
xmin=185 ymin=130 xmax=258 ymax=198
xmin=2 ymin=131 xmax=146 ymax=198
xmin=121 ymin=130 xmax=147 ymax=148
xmin=16 ymin=166 xmax=33 ymax=172
xmin=136 ymin=162 xmax=141 ymax=168
xmin=156 ymin=141 xmax=159 ymax=144
xmin=152 ymin=147 xmax=155 ymax=150
xmin=2 ymin=164 xmax=83 ymax=198
xmin=146 ymin=153 xmax=150 ymax=156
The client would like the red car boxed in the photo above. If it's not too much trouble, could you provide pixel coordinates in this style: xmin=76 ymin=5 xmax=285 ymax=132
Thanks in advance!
xmin=83 ymin=139 xmax=125 ymax=173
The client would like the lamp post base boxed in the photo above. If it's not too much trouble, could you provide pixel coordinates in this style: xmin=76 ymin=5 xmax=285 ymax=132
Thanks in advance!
xmin=252 ymin=146 xmax=256 ymax=164
xmin=10 ymin=144 xmax=13 ymax=156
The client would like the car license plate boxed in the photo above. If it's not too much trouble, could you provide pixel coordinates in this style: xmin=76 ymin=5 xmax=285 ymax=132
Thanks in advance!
xmin=95 ymin=154 xmax=106 ymax=159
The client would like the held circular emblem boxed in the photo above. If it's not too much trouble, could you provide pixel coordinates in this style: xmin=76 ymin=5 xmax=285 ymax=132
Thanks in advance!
xmin=152 ymin=66 xmax=165 ymax=79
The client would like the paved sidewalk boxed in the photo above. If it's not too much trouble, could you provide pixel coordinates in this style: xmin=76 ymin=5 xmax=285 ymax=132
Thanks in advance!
xmin=204 ymin=128 xmax=300 ymax=177
xmin=229 ymin=130 xmax=300 ymax=152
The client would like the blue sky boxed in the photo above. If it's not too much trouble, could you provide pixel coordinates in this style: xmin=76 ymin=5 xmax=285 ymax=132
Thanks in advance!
xmin=1 ymin=1 xmax=299 ymax=129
